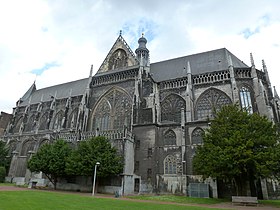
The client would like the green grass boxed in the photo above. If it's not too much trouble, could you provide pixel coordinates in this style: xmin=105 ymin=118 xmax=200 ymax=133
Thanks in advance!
xmin=0 ymin=190 xmax=229 ymax=210
xmin=127 ymin=194 xmax=228 ymax=204
xmin=0 ymin=182 xmax=15 ymax=186
xmin=260 ymin=199 xmax=280 ymax=208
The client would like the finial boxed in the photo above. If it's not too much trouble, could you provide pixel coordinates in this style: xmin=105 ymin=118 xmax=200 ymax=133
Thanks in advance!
xmin=187 ymin=61 xmax=191 ymax=74
xmin=119 ymin=30 xmax=122 ymax=36
xmin=250 ymin=53 xmax=255 ymax=67
xmin=274 ymin=86 xmax=279 ymax=98
xmin=228 ymin=54 xmax=233 ymax=67
xmin=142 ymin=32 xmax=144 ymax=37
xmin=90 ymin=64 xmax=93 ymax=76
xmin=262 ymin=59 xmax=267 ymax=71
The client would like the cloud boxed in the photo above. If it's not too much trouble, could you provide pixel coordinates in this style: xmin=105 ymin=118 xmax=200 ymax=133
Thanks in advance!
xmin=0 ymin=0 xmax=280 ymax=114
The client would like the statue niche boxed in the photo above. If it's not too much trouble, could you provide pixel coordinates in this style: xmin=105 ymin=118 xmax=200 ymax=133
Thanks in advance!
xmin=108 ymin=49 xmax=128 ymax=70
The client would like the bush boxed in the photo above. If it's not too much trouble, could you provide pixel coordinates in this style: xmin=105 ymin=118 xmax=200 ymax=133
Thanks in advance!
xmin=0 ymin=166 xmax=6 ymax=183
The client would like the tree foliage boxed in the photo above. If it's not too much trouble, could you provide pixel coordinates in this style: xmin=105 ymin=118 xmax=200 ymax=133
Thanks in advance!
xmin=193 ymin=104 xmax=279 ymax=196
xmin=28 ymin=139 xmax=72 ymax=189
xmin=0 ymin=140 xmax=10 ymax=172
xmin=66 ymin=136 xmax=123 ymax=177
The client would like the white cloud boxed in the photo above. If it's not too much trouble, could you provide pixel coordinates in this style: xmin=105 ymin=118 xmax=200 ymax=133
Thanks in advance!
xmin=0 ymin=0 xmax=280 ymax=113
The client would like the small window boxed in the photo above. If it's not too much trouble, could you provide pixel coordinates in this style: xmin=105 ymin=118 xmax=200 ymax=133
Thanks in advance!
xmin=135 ymin=140 xmax=140 ymax=150
xmin=148 ymin=148 xmax=152 ymax=158
xmin=147 ymin=168 xmax=152 ymax=179
xmin=134 ymin=161 xmax=139 ymax=173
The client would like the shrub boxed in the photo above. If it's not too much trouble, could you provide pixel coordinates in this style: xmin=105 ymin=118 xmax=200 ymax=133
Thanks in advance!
xmin=0 ymin=166 xmax=6 ymax=183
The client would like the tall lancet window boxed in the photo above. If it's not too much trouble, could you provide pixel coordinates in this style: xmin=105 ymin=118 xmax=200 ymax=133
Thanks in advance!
xmin=239 ymin=86 xmax=253 ymax=114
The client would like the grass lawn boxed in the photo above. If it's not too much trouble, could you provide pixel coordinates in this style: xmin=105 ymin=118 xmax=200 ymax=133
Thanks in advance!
xmin=127 ymin=194 xmax=228 ymax=204
xmin=0 ymin=190 xmax=229 ymax=210
xmin=260 ymin=200 xmax=280 ymax=208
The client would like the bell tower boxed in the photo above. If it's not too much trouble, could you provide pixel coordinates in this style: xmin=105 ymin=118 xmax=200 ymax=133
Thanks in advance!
xmin=135 ymin=33 xmax=149 ymax=66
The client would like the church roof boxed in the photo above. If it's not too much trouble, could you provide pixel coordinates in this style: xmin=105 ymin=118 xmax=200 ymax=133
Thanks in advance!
xmin=150 ymin=48 xmax=249 ymax=82
xmin=19 ymin=78 xmax=88 ymax=106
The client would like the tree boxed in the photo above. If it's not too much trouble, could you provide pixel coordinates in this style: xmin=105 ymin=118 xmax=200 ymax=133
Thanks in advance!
xmin=28 ymin=139 xmax=72 ymax=189
xmin=193 ymin=104 xmax=279 ymax=196
xmin=0 ymin=140 xmax=10 ymax=173
xmin=66 ymin=136 xmax=123 ymax=178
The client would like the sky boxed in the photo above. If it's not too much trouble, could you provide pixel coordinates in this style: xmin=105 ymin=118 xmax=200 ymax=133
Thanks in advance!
xmin=0 ymin=0 xmax=280 ymax=114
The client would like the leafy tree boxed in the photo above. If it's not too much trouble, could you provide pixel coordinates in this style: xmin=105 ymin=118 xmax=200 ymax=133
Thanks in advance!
xmin=0 ymin=140 xmax=10 ymax=172
xmin=28 ymin=139 xmax=72 ymax=189
xmin=66 ymin=136 xmax=123 ymax=178
xmin=0 ymin=166 xmax=6 ymax=183
xmin=193 ymin=104 xmax=279 ymax=196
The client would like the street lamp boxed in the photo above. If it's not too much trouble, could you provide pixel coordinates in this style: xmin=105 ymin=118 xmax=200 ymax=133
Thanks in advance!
xmin=92 ymin=162 xmax=100 ymax=196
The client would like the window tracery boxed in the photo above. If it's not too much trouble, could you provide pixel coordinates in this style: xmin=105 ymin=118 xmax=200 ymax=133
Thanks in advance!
xmin=14 ymin=117 xmax=23 ymax=133
xmin=164 ymin=155 xmax=177 ymax=174
xmin=39 ymin=113 xmax=48 ymax=130
xmin=108 ymin=49 xmax=128 ymax=70
xmin=92 ymin=89 xmax=132 ymax=131
xmin=192 ymin=128 xmax=204 ymax=145
xmin=239 ymin=86 xmax=253 ymax=114
xmin=164 ymin=130 xmax=176 ymax=146
xmin=24 ymin=114 xmax=36 ymax=132
xmin=20 ymin=140 xmax=35 ymax=156
xmin=195 ymin=88 xmax=231 ymax=120
xmin=52 ymin=111 xmax=64 ymax=131
xmin=161 ymin=94 xmax=185 ymax=122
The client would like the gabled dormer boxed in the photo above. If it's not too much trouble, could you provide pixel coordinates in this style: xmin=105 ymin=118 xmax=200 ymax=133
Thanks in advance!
xmin=97 ymin=32 xmax=138 ymax=74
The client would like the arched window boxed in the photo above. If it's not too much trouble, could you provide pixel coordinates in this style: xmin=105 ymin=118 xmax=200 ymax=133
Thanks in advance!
xmin=164 ymin=130 xmax=176 ymax=146
xmin=192 ymin=128 xmax=204 ymax=145
xmin=161 ymin=94 xmax=185 ymax=123
xmin=39 ymin=113 xmax=48 ymax=130
xmin=67 ymin=108 xmax=79 ymax=129
xmin=52 ymin=111 xmax=64 ymax=131
xmin=14 ymin=117 xmax=23 ymax=133
xmin=164 ymin=155 xmax=177 ymax=174
xmin=108 ymin=49 xmax=128 ymax=70
xmin=92 ymin=88 xmax=132 ymax=131
xmin=20 ymin=140 xmax=35 ymax=156
xmin=24 ymin=114 xmax=36 ymax=132
xmin=239 ymin=86 xmax=253 ymax=114
xmin=195 ymin=88 xmax=231 ymax=120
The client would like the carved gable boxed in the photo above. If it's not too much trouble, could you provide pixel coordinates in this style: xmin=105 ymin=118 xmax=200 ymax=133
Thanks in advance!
xmin=97 ymin=35 xmax=138 ymax=74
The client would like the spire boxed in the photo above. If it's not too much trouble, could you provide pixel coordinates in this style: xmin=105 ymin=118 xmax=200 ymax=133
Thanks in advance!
xmin=90 ymin=64 xmax=93 ymax=77
xmin=250 ymin=53 xmax=255 ymax=67
xmin=274 ymin=86 xmax=279 ymax=99
xmin=262 ymin=59 xmax=270 ymax=84
xmin=135 ymin=33 xmax=149 ymax=66
xmin=187 ymin=61 xmax=191 ymax=74
xmin=227 ymin=54 xmax=233 ymax=67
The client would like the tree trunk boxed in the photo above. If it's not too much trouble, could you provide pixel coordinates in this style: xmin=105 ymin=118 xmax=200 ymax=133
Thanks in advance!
xmin=234 ymin=176 xmax=248 ymax=196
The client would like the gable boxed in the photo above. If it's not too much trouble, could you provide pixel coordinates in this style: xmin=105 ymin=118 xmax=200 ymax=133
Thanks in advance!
xmin=97 ymin=35 xmax=139 ymax=74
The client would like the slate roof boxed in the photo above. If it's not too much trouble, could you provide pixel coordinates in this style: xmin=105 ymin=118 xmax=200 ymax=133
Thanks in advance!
xmin=18 ymin=48 xmax=249 ymax=107
xmin=19 ymin=78 xmax=88 ymax=106
xmin=150 ymin=48 xmax=249 ymax=82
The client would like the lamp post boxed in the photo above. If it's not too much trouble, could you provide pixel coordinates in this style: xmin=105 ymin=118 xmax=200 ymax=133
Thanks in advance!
xmin=92 ymin=162 xmax=100 ymax=196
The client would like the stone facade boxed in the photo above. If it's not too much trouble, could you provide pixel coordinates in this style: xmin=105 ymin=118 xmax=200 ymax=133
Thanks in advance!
xmin=1 ymin=33 xmax=280 ymax=198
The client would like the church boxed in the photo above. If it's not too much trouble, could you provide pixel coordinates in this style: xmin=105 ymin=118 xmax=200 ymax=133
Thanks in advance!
xmin=2 ymin=32 xmax=280 ymax=198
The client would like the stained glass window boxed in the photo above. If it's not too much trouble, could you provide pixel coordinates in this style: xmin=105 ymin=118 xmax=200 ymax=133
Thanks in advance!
xmin=195 ymin=88 xmax=231 ymax=120
xmin=239 ymin=86 xmax=253 ymax=114
xmin=164 ymin=155 xmax=177 ymax=174
xmin=161 ymin=94 xmax=185 ymax=122
xmin=164 ymin=130 xmax=176 ymax=145
xmin=192 ymin=128 xmax=204 ymax=145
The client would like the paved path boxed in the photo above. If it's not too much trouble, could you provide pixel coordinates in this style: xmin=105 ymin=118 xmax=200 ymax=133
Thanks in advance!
xmin=0 ymin=186 xmax=279 ymax=210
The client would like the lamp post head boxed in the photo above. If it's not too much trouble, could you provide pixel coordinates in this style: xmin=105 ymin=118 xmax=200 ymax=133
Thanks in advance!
xmin=96 ymin=162 xmax=100 ymax=165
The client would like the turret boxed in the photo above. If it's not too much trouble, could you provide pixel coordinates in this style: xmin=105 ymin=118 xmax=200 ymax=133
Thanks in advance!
xmin=135 ymin=33 xmax=149 ymax=66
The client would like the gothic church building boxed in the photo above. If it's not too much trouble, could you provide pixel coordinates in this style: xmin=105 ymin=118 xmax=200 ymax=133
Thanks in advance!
xmin=2 ymin=33 xmax=280 ymax=198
